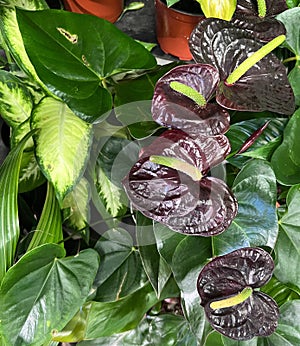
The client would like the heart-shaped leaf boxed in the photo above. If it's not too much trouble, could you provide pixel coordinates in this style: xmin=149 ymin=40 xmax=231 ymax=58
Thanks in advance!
xmin=212 ymin=159 xmax=278 ymax=255
xmin=197 ymin=247 xmax=279 ymax=340
xmin=0 ymin=244 xmax=99 ymax=346
xmin=16 ymin=8 xmax=156 ymax=121
xmin=151 ymin=64 xmax=230 ymax=137
xmin=93 ymin=228 xmax=147 ymax=302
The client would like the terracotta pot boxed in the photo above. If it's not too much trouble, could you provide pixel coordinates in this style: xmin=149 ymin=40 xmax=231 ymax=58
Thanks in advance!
xmin=155 ymin=0 xmax=204 ymax=60
xmin=63 ymin=0 xmax=124 ymax=23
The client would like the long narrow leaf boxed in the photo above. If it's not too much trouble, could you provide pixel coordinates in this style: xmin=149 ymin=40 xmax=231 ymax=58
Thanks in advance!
xmin=27 ymin=181 xmax=63 ymax=251
xmin=0 ymin=131 xmax=34 ymax=282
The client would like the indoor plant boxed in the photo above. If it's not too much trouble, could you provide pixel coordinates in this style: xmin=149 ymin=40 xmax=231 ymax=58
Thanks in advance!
xmin=0 ymin=0 xmax=300 ymax=345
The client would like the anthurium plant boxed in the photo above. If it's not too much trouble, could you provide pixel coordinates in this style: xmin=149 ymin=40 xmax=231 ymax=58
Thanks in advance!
xmin=0 ymin=0 xmax=300 ymax=345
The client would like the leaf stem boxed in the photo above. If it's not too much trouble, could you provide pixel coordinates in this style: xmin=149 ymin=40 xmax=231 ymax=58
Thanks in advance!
xmin=149 ymin=155 xmax=203 ymax=181
xmin=210 ymin=287 xmax=253 ymax=309
xmin=257 ymin=0 xmax=267 ymax=18
xmin=226 ymin=35 xmax=286 ymax=85
xmin=170 ymin=81 xmax=207 ymax=107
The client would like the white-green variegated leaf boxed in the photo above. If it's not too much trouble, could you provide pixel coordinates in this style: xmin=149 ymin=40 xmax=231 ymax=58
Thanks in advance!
xmin=0 ymin=4 xmax=48 ymax=88
xmin=96 ymin=166 xmax=126 ymax=217
xmin=0 ymin=70 xmax=32 ymax=128
xmin=18 ymin=150 xmax=46 ymax=193
xmin=31 ymin=97 xmax=93 ymax=203
xmin=63 ymin=177 xmax=91 ymax=232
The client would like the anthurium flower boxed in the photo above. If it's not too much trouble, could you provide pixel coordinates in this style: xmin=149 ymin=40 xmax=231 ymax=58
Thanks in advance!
xmin=122 ymin=129 xmax=238 ymax=236
xmin=190 ymin=22 xmax=295 ymax=115
xmin=151 ymin=64 xmax=230 ymax=137
xmin=197 ymin=247 xmax=279 ymax=340
xmin=235 ymin=0 xmax=287 ymax=19
xmin=195 ymin=0 xmax=237 ymax=21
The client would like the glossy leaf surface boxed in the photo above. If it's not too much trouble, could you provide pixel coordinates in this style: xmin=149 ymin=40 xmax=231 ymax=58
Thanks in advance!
xmin=271 ymin=109 xmax=300 ymax=185
xmin=213 ymin=159 xmax=278 ymax=255
xmin=190 ymin=19 xmax=294 ymax=114
xmin=122 ymin=130 xmax=237 ymax=236
xmin=93 ymin=228 xmax=147 ymax=302
xmin=197 ymin=247 xmax=279 ymax=340
xmin=0 ymin=244 xmax=99 ymax=346
xmin=16 ymin=9 xmax=156 ymax=121
xmin=275 ymin=184 xmax=300 ymax=288
xmin=152 ymin=64 xmax=230 ymax=137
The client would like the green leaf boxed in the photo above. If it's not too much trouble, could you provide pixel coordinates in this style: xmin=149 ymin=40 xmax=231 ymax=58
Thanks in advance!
xmin=0 ymin=244 xmax=99 ymax=346
xmin=31 ymin=97 xmax=93 ymax=203
xmin=16 ymin=9 xmax=156 ymax=120
xmin=85 ymin=283 xmax=158 ymax=339
xmin=227 ymin=118 xmax=287 ymax=168
xmin=213 ymin=159 xmax=278 ymax=256
xmin=172 ymin=236 xmax=212 ymax=344
xmin=148 ymin=314 xmax=198 ymax=346
xmin=261 ymin=276 xmax=300 ymax=307
xmin=277 ymin=8 xmax=300 ymax=56
xmin=27 ymin=182 xmax=63 ymax=251
xmin=18 ymin=149 xmax=46 ymax=193
xmin=288 ymin=61 xmax=300 ymax=106
xmin=115 ymin=100 xmax=162 ymax=139
xmin=93 ymin=228 xmax=147 ymax=302
xmin=62 ymin=177 xmax=90 ymax=233
xmin=114 ymin=62 xmax=179 ymax=106
xmin=96 ymin=166 xmax=126 ymax=217
xmin=77 ymin=317 xmax=151 ymax=345
xmin=136 ymin=214 xmax=172 ymax=297
xmin=0 ymin=131 xmax=33 ymax=282
xmin=267 ymin=300 xmax=300 ymax=345
xmin=0 ymin=70 xmax=33 ymax=128
xmin=205 ymin=332 xmax=224 ymax=346
xmin=0 ymin=5 xmax=48 ymax=87
xmin=275 ymin=184 xmax=300 ymax=288
xmin=271 ymin=109 xmax=300 ymax=185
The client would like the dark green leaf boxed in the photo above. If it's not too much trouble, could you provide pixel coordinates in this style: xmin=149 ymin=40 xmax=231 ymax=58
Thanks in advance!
xmin=93 ymin=228 xmax=147 ymax=302
xmin=213 ymin=159 xmax=278 ymax=256
xmin=172 ymin=236 xmax=212 ymax=343
xmin=271 ymin=109 xmax=300 ymax=185
xmin=277 ymin=8 xmax=300 ymax=55
xmin=275 ymin=184 xmax=300 ymax=288
xmin=136 ymin=213 xmax=172 ymax=297
xmin=148 ymin=314 xmax=198 ymax=346
xmin=0 ymin=244 xmax=99 ymax=346
xmin=227 ymin=118 xmax=287 ymax=168
xmin=288 ymin=61 xmax=300 ymax=106
xmin=85 ymin=283 xmax=158 ymax=338
xmin=261 ymin=276 xmax=300 ymax=306
xmin=16 ymin=9 xmax=156 ymax=120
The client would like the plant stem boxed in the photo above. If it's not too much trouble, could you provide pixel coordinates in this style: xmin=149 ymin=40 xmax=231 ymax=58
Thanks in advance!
xmin=170 ymin=81 xmax=207 ymax=107
xmin=226 ymin=35 xmax=286 ymax=85
xmin=257 ymin=0 xmax=267 ymax=18
xmin=149 ymin=155 xmax=203 ymax=181
xmin=210 ymin=287 xmax=253 ymax=309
